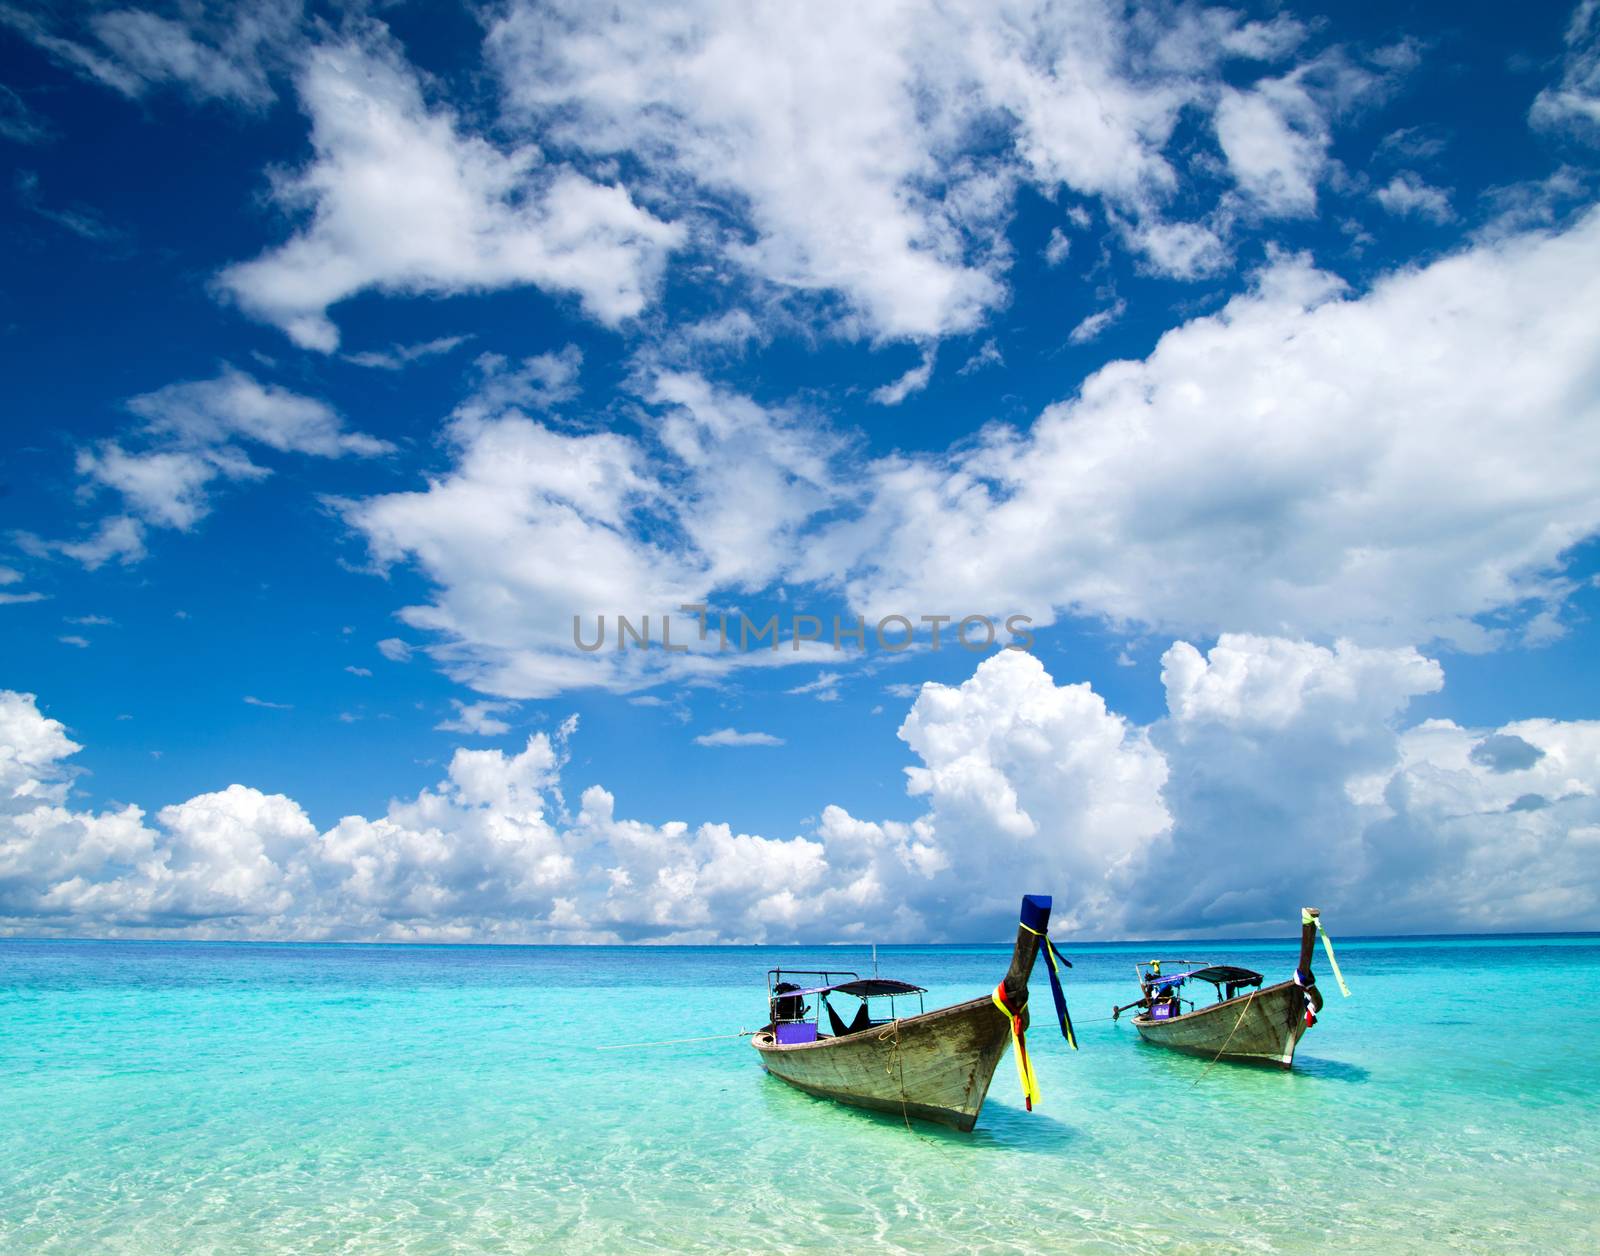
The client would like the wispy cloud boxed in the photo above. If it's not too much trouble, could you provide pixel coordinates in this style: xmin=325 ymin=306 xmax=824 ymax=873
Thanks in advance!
xmin=871 ymin=347 xmax=936 ymax=405
xmin=14 ymin=170 xmax=119 ymax=241
xmin=694 ymin=728 xmax=785 ymax=747
xmin=243 ymin=695 xmax=292 ymax=710
xmin=1068 ymin=298 xmax=1126 ymax=345
xmin=377 ymin=638 xmax=413 ymax=663
xmin=787 ymin=673 xmax=842 ymax=702
xmin=436 ymin=699 xmax=516 ymax=736
xmin=343 ymin=334 xmax=474 ymax=371
xmin=957 ymin=339 xmax=1003 ymax=376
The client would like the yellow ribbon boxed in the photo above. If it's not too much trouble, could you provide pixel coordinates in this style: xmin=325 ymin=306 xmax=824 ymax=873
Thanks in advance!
xmin=992 ymin=982 xmax=1039 ymax=1110
xmin=1304 ymin=909 xmax=1351 ymax=997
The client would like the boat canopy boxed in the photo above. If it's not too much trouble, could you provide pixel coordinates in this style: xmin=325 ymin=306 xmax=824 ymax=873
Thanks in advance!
xmin=789 ymin=978 xmax=927 ymax=998
xmin=1147 ymin=964 xmax=1262 ymax=991
xmin=1188 ymin=965 xmax=1263 ymax=987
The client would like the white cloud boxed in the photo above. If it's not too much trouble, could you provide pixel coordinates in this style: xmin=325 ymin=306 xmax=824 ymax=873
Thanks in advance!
xmin=786 ymin=673 xmax=843 ymax=702
xmin=342 ymin=368 xmax=843 ymax=698
xmin=1530 ymin=0 xmax=1600 ymax=137
xmin=243 ymin=696 xmax=292 ymax=710
xmin=815 ymin=209 xmax=1600 ymax=650
xmin=130 ymin=367 xmax=392 ymax=458
xmin=25 ymin=515 xmax=149 ymax=570
xmin=76 ymin=445 xmax=263 ymax=531
xmin=1043 ymin=227 xmax=1072 ymax=267
xmin=895 ymin=649 xmax=1170 ymax=932
xmin=58 ymin=635 xmax=89 ymax=649
xmin=344 ymin=666 xmax=372 ymax=678
xmin=217 ymin=36 xmax=682 ymax=351
xmin=1214 ymin=73 xmax=1330 ymax=216
xmin=453 ymin=348 xmax=584 ymax=420
xmin=487 ymin=0 xmax=1333 ymax=340
xmin=693 ymin=728 xmax=785 ymax=747
xmin=44 ymin=367 xmax=388 ymax=566
xmin=1375 ymin=172 xmax=1453 ymax=223
xmin=0 ymin=1 xmax=300 ymax=109
xmin=0 ymin=566 xmax=46 ymax=606
xmin=958 ymin=339 xmax=1004 ymax=375
xmin=870 ymin=347 xmax=936 ymax=406
xmin=436 ymin=699 xmax=517 ymax=737
xmin=377 ymin=639 xmax=414 ymax=663
xmin=1067 ymin=298 xmax=1127 ymax=345
xmin=343 ymin=335 xmax=473 ymax=371
xmin=4 ymin=637 xmax=1598 ymax=940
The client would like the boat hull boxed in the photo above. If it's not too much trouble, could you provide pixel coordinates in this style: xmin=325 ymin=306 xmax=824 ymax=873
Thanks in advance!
xmin=753 ymin=995 xmax=1013 ymax=1131
xmin=1133 ymin=979 xmax=1309 ymax=1067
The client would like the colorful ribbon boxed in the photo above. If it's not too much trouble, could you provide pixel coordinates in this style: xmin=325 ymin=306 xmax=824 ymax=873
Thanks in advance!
xmin=1304 ymin=908 xmax=1351 ymax=997
xmin=1020 ymin=921 xmax=1078 ymax=1050
xmin=992 ymin=981 xmax=1039 ymax=1110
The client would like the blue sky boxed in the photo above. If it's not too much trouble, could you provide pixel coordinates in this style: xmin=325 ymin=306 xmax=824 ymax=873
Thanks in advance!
xmin=2 ymin=0 xmax=1599 ymax=943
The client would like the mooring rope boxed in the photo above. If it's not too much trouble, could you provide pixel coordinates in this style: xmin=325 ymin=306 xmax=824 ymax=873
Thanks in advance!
xmin=1189 ymin=987 xmax=1260 ymax=1088
xmin=594 ymin=1030 xmax=754 ymax=1052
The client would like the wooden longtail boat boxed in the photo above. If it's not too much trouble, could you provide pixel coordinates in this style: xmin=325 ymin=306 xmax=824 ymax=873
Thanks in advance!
xmin=1112 ymin=907 xmax=1346 ymax=1068
xmin=751 ymin=894 xmax=1064 ymax=1131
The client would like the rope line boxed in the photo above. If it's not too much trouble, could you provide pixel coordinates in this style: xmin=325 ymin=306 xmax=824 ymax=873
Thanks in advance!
xmin=594 ymin=1030 xmax=753 ymax=1052
xmin=1188 ymin=987 xmax=1259 ymax=1088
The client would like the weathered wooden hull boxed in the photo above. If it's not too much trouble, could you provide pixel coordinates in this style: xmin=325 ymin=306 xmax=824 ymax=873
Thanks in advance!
xmin=1133 ymin=979 xmax=1309 ymax=1067
xmin=753 ymin=994 xmax=1012 ymax=1131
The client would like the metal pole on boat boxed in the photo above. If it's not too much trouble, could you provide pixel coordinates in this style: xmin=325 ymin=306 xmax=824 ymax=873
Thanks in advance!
xmin=872 ymin=943 xmax=878 ymax=980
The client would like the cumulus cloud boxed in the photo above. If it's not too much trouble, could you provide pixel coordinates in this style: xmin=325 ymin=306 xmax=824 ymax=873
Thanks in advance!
xmin=341 ymin=367 xmax=844 ymax=698
xmin=8 ymin=637 xmax=1591 ymax=940
xmin=486 ymin=0 xmax=1349 ymax=341
xmin=809 ymin=208 xmax=1600 ymax=651
xmin=217 ymin=35 xmax=682 ymax=351
xmin=1214 ymin=71 xmax=1331 ymax=216
xmin=325 ymin=209 xmax=1600 ymax=704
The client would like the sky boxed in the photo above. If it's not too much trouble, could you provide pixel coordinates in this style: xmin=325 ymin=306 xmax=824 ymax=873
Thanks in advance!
xmin=2 ymin=0 xmax=1599 ymax=944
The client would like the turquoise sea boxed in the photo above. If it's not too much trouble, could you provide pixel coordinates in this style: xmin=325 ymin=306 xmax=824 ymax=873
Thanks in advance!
xmin=2 ymin=933 xmax=1597 ymax=1253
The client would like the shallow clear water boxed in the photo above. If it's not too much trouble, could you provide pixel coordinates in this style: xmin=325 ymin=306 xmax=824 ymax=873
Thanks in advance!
xmin=2 ymin=934 xmax=1596 ymax=1253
